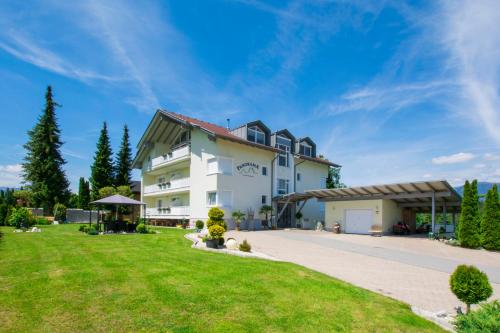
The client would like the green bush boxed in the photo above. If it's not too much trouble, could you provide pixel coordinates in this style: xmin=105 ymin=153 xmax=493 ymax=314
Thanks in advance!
xmin=8 ymin=207 xmax=34 ymax=228
xmin=208 ymin=225 xmax=225 ymax=239
xmin=208 ymin=207 xmax=224 ymax=220
xmin=78 ymin=225 xmax=87 ymax=232
xmin=450 ymin=265 xmax=493 ymax=313
xmin=53 ymin=203 xmax=67 ymax=223
xmin=454 ymin=300 xmax=500 ymax=333
xmin=35 ymin=217 xmax=50 ymax=225
xmin=239 ymin=239 xmax=252 ymax=252
xmin=0 ymin=203 xmax=9 ymax=226
xmin=136 ymin=223 xmax=148 ymax=234
xmin=195 ymin=220 xmax=204 ymax=230
xmin=481 ymin=185 xmax=500 ymax=251
xmin=87 ymin=226 xmax=98 ymax=235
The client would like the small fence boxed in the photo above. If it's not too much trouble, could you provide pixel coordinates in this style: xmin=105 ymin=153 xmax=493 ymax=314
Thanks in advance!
xmin=66 ymin=209 xmax=99 ymax=223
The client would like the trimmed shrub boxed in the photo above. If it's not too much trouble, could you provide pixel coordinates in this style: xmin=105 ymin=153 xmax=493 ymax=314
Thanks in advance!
xmin=53 ymin=203 xmax=67 ymax=223
xmin=239 ymin=239 xmax=252 ymax=252
xmin=136 ymin=223 xmax=148 ymax=234
xmin=459 ymin=180 xmax=481 ymax=248
xmin=195 ymin=220 xmax=204 ymax=230
xmin=87 ymin=226 xmax=98 ymax=235
xmin=450 ymin=265 xmax=493 ymax=313
xmin=454 ymin=300 xmax=500 ymax=333
xmin=35 ymin=217 xmax=50 ymax=225
xmin=78 ymin=225 xmax=87 ymax=232
xmin=481 ymin=185 xmax=500 ymax=250
xmin=8 ymin=207 xmax=34 ymax=228
xmin=206 ymin=207 xmax=227 ymax=231
xmin=208 ymin=225 xmax=225 ymax=239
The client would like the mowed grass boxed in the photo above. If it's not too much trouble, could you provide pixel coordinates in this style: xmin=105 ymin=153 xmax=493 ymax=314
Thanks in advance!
xmin=0 ymin=225 xmax=444 ymax=332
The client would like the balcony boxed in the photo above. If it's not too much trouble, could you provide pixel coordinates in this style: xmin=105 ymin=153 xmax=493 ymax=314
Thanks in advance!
xmin=146 ymin=144 xmax=190 ymax=171
xmin=143 ymin=177 xmax=190 ymax=196
xmin=145 ymin=206 xmax=190 ymax=218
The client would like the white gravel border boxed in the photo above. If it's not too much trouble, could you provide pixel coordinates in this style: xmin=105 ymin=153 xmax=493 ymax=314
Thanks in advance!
xmin=185 ymin=233 xmax=280 ymax=261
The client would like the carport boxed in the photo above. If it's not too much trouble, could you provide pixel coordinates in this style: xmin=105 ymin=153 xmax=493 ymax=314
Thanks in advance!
xmin=306 ymin=180 xmax=461 ymax=234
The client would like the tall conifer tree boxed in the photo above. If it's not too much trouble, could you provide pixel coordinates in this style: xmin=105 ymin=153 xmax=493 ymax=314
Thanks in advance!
xmin=481 ymin=185 xmax=500 ymax=250
xmin=459 ymin=180 xmax=481 ymax=248
xmin=115 ymin=125 xmax=132 ymax=187
xmin=77 ymin=177 xmax=91 ymax=209
xmin=22 ymin=86 xmax=69 ymax=213
xmin=90 ymin=122 xmax=114 ymax=199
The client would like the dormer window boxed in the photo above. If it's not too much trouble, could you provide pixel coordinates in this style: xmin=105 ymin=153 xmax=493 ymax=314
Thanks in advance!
xmin=248 ymin=126 xmax=265 ymax=145
xmin=299 ymin=142 xmax=312 ymax=157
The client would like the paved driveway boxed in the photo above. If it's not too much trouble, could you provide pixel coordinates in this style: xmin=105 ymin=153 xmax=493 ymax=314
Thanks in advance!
xmin=226 ymin=230 xmax=500 ymax=314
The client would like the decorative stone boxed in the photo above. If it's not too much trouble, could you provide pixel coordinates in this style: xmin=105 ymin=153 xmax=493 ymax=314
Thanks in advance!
xmin=31 ymin=227 xmax=41 ymax=232
xmin=226 ymin=238 xmax=238 ymax=250
xmin=53 ymin=221 xmax=59 ymax=225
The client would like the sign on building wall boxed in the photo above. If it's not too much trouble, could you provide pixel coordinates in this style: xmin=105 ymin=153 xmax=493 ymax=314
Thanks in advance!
xmin=236 ymin=162 xmax=259 ymax=177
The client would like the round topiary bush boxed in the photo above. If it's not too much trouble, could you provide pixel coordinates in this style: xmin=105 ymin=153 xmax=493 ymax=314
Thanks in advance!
xmin=195 ymin=220 xmax=204 ymax=230
xmin=206 ymin=207 xmax=227 ymax=231
xmin=450 ymin=265 xmax=493 ymax=313
xmin=136 ymin=223 xmax=148 ymax=234
xmin=208 ymin=224 xmax=225 ymax=239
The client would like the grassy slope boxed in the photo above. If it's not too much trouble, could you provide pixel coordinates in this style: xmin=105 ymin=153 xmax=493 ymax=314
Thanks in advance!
xmin=0 ymin=225 xmax=444 ymax=332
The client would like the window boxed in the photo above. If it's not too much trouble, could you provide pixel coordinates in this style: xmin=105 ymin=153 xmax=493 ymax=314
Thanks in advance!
xmin=157 ymin=199 xmax=162 ymax=208
xmin=262 ymin=166 xmax=267 ymax=176
xmin=218 ymin=157 xmax=233 ymax=175
xmin=206 ymin=157 xmax=233 ymax=175
xmin=299 ymin=142 xmax=312 ymax=157
xmin=219 ymin=190 xmax=233 ymax=207
xmin=297 ymin=173 xmax=301 ymax=181
xmin=262 ymin=195 xmax=267 ymax=204
xmin=207 ymin=191 xmax=217 ymax=206
xmin=247 ymin=126 xmax=265 ymax=144
xmin=278 ymin=153 xmax=289 ymax=167
xmin=174 ymin=130 xmax=190 ymax=146
xmin=278 ymin=179 xmax=289 ymax=195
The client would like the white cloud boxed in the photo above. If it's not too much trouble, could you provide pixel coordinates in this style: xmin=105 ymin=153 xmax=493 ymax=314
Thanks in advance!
xmin=432 ymin=152 xmax=475 ymax=165
xmin=0 ymin=164 xmax=23 ymax=187
xmin=484 ymin=153 xmax=500 ymax=161
xmin=440 ymin=0 xmax=500 ymax=146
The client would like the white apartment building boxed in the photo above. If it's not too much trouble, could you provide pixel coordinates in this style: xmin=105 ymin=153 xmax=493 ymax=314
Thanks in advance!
xmin=132 ymin=110 xmax=339 ymax=228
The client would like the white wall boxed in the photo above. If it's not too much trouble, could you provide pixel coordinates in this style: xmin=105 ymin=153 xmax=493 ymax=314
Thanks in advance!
xmin=295 ymin=160 xmax=329 ymax=224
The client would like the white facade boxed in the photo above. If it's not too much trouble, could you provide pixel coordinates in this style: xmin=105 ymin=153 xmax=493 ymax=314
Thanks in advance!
xmin=133 ymin=111 xmax=337 ymax=228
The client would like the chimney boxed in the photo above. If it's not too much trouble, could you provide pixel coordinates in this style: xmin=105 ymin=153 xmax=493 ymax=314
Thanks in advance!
xmin=226 ymin=118 xmax=230 ymax=131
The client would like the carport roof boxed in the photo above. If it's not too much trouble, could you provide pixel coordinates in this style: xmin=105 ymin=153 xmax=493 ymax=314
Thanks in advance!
xmin=306 ymin=180 xmax=462 ymax=210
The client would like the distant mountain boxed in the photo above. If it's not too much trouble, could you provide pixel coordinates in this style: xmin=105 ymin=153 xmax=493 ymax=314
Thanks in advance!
xmin=0 ymin=186 xmax=18 ymax=191
xmin=455 ymin=182 xmax=500 ymax=197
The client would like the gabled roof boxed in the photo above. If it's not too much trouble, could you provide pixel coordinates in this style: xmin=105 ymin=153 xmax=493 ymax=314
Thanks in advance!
xmin=295 ymin=154 xmax=340 ymax=167
xmin=298 ymin=136 xmax=316 ymax=147
xmin=246 ymin=120 xmax=271 ymax=134
xmin=273 ymin=129 xmax=296 ymax=142
xmin=162 ymin=110 xmax=278 ymax=153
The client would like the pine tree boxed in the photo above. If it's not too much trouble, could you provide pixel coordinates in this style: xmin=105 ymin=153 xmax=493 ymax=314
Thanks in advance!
xmin=115 ymin=125 xmax=133 ymax=187
xmin=90 ymin=122 xmax=114 ymax=200
xmin=459 ymin=180 xmax=481 ymax=248
xmin=481 ymin=185 xmax=500 ymax=250
xmin=22 ymin=86 xmax=69 ymax=213
xmin=77 ymin=177 xmax=91 ymax=210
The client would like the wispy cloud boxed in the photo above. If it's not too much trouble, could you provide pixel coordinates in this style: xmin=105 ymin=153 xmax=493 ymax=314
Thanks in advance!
xmin=0 ymin=33 xmax=121 ymax=83
xmin=0 ymin=164 xmax=22 ymax=187
xmin=432 ymin=152 xmax=475 ymax=165
xmin=440 ymin=0 xmax=500 ymax=146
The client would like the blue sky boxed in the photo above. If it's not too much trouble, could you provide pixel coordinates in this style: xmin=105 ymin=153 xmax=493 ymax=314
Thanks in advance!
xmin=1 ymin=0 xmax=500 ymax=191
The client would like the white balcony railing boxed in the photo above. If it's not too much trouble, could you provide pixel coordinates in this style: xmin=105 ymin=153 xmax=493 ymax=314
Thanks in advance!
xmin=145 ymin=206 xmax=190 ymax=218
xmin=144 ymin=177 xmax=190 ymax=195
xmin=147 ymin=144 xmax=190 ymax=170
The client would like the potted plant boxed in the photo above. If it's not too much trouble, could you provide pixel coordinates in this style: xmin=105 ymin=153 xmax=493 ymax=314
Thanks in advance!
xmin=295 ymin=211 xmax=303 ymax=228
xmin=181 ymin=218 xmax=189 ymax=229
xmin=232 ymin=210 xmax=245 ymax=231
xmin=206 ymin=225 xmax=225 ymax=249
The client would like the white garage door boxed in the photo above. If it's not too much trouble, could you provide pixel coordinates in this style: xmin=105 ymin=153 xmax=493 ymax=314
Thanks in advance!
xmin=345 ymin=209 xmax=373 ymax=234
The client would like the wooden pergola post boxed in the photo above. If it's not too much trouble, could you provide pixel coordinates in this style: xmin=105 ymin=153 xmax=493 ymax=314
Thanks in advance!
xmin=431 ymin=191 xmax=436 ymax=233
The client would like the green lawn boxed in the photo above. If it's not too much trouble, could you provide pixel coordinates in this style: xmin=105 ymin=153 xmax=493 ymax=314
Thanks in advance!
xmin=0 ymin=225 xmax=444 ymax=332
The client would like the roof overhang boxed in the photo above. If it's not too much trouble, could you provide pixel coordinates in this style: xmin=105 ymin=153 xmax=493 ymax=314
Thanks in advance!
xmin=306 ymin=180 xmax=461 ymax=210
xmin=273 ymin=192 xmax=313 ymax=203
